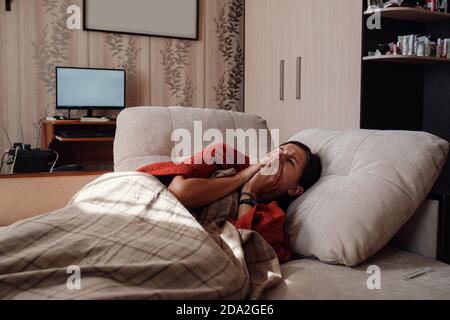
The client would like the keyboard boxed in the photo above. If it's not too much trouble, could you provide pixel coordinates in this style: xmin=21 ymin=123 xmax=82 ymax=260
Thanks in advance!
xmin=80 ymin=117 xmax=110 ymax=122
xmin=56 ymin=129 xmax=116 ymax=138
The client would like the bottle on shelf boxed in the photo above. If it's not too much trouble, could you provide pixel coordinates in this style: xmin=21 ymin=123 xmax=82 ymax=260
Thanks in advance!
xmin=426 ymin=0 xmax=438 ymax=12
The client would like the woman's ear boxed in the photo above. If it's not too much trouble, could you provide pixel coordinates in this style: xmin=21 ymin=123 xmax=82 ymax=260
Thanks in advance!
xmin=288 ymin=185 xmax=304 ymax=197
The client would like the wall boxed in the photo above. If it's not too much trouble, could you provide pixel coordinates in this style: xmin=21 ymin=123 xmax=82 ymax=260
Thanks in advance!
xmin=0 ymin=0 xmax=244 ymax=154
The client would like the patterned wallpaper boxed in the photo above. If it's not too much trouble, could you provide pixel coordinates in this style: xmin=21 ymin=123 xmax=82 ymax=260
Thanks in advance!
xmin=160 ymin=39 xmax=196 ymax=107
xmin=213 ymin=0 xmax=244 ymax=111
xmin=0 ymin=0 xmax=245 ymax=153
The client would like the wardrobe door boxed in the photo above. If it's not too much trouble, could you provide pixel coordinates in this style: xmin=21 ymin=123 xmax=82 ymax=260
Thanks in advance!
xmin=245 ymin=0 xmax=362 ymax=142
xmin=280 ymin=0 xmax=310 ymax=142
xmin=302 ymin=0 xmax=362 ymax=130
xmin=245 ymin=0 xmax=285 ymax=141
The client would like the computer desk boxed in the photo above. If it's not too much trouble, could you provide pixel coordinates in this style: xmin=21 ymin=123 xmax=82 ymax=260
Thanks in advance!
xmin=41 ymin=120 xmax=117 ymax=171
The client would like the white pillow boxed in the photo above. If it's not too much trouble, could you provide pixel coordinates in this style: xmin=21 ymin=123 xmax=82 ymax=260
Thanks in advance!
xmin=285 ymin=129 xmax=449 ymax=266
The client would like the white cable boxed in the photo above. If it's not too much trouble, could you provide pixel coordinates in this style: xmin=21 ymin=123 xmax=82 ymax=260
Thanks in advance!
xmin=49 ymin=151 xmax=59 ymax=173
xmin=10 ymin=146 xmax=19 ymax=174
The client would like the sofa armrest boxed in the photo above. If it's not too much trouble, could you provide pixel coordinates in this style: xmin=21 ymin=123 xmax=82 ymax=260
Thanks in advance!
xmin=391 ymin=198 xmax=440 ymax=259
xmin=0 ymin=172 xmax=103 ymax=226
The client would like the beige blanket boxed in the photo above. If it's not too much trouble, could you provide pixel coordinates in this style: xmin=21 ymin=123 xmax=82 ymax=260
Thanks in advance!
xmin=0 ymin=172 xmax=281 ymax=299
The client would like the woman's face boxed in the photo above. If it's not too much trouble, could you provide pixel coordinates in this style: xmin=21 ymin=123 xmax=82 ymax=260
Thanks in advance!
xmin=279 ymin=143 xmax=308 ymax=185
xmin=259 ymin=143 xmax=308 ymax=200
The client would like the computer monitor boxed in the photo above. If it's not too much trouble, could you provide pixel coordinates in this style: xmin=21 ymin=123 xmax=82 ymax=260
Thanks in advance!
xmin=56 ymin=67 xmax=126 ymax=117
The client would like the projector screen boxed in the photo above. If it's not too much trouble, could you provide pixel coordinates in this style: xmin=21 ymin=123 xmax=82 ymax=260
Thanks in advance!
xmin=56 ymin=67 xmax=125 ymax=109
xmin=84 ymin=0 xmax=198 ymax=40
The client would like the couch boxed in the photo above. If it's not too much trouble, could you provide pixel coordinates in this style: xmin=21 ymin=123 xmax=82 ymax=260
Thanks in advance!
xmin=114 ymin=106 xmax=450 ymax=300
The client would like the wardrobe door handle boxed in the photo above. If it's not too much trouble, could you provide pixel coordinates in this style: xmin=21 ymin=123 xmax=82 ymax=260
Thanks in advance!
xmin=296 ymin=56 xmax=302 ymax=100
xmin=280 ymin=60 xmax=285 ymax=101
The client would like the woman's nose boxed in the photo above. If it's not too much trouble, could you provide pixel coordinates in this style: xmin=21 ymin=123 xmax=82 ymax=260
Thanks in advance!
xmin=278 ymin=150 xmax=288 ymax=161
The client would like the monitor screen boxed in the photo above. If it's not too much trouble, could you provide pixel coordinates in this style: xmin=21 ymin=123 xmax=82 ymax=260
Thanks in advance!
xmin=56 ymin=67 xmax=125 ymax=109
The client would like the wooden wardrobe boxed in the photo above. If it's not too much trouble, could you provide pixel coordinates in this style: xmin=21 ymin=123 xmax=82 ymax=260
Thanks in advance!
xmin=245 ymin=0 xmax=363 ymax=142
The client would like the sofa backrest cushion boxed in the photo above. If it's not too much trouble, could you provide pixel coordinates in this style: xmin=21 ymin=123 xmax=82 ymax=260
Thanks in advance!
xmin=114 ymin=106 xmax=272 ymax=172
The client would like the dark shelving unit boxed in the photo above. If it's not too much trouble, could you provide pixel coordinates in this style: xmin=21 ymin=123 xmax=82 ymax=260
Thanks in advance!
xmin=361 ymin=2 xmax=450 ymax=191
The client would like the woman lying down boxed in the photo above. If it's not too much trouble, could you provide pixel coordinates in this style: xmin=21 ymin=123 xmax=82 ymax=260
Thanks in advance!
xmin=138 ymin=141 xmax=321 ymax=263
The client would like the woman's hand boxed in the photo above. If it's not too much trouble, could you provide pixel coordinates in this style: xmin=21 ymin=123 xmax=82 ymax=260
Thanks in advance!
xmin=236 ymin=163 xmax=264 ymax=185
xmin=260 ymin=148 xmax=280 ymax=166
xmin=242 ymin=157 xmax=284 ymax=201
xmin=236 ymin=148 xmax=283 ymax=186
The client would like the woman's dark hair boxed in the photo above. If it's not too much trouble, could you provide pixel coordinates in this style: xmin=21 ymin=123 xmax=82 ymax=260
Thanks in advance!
xmin=276 ymin=141 xmax=322 ymax=211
